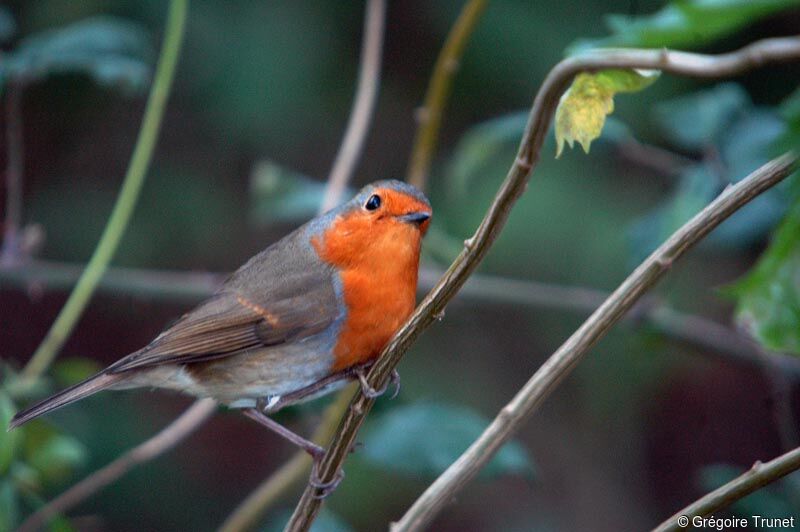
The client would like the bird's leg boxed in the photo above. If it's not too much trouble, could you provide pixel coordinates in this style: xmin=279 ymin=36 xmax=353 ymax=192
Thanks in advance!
xmin=354 ymin=366 xmax=401 ymax=399
xmin=242 ymin=408 xmax=344 ymax=497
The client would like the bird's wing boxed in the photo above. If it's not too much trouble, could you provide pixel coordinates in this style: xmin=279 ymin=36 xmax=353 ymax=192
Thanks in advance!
xmin=108 ymin=260 xmax=339 ymax=373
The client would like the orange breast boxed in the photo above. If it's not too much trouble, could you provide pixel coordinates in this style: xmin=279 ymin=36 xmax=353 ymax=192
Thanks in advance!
xmin=312 ymin=213 xmax=421 ymax=371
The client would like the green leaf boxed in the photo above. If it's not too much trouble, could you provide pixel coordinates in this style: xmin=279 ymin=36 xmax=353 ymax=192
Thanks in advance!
xmin=731 ymin=200 xmax=800 ymax=354
xmin=568 ymin=0 xmax=800 ymax=53
xmin=6 ymin=16 xmax=152 ymax=93
xmin=655 ymin=83 xmax=750 ymax=151
xmin=23 ymin=424 xmax=87 ymax=486
xmin=0 ymin=479 xmax=19 ymax=532
xmin=361 ymin=402 xmax=534 ymax=480
xmin=0 ymin=392 xmax=20 ymax=475
xmin=249 ymin=161 xmax=337 ymax=224
xmin=555 ymin=69 xmax=659 ymax=157
xmin=630 ymin=88 xmax=790 ymax=260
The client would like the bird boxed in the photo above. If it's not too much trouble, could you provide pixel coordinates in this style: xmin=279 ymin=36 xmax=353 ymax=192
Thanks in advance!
xmin=10 ymin=179 xmax=431 ymax=490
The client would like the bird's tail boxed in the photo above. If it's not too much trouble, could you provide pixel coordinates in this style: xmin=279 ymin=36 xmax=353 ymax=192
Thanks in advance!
xmin=8 ymin=372 xmax=122 ymax=430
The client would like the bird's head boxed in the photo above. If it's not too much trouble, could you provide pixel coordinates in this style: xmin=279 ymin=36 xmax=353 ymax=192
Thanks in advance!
xmin=311 ymin=180 xmax=432 ymax=268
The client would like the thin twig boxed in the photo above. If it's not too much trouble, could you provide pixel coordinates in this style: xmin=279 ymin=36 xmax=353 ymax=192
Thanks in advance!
xmin=406 ymin=0 xmax=488 ymax=190
xmin=319 ymin=0 xmax=386 ymax=212
xmin=20 ymin=0 xmax=188 ymax=382
xmin=2 ymin=81 xmax=24 ymax=264
xmin=4 ymin=260 xmax=799 ymax=377
xmin=17 ymin=398 xmax=216 ymax=532
xmin=652 ymin=445 xmax=800 ymax=532
xmin=217 ymin=385 xmax=356 ymax=532
xmin=616 ymin=137 xmax=695 ymax=177
xmin=217 ymin=2 xmax=386 ymax=528
xmin=394 ymin=153 xmax=798 ymax=531
xmin=285 ymin=36 xmax=800 ymax=530
xmin=418 ymin=270 xmax=800 ymax=378
xmin=0 ymin=259 xmax=223 ymax=303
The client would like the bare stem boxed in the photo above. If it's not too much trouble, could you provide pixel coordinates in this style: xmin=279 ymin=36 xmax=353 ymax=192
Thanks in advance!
xmin=394 ymin=153 xmax=797 ymax=531
xmin=406 ymin=0 xmax=488 ymax=190
xmin=20 ymin=0 xmax=188 ymax=381
xmin=285 ymin=36 xmax=800 ymax=530
xmin=2 ymin=81 xmax=24 ymax=264
xmin=5 ymin=261 xmax=799 ymax=378
xmin=17 ymin=398 xmax=216 ymax=532
xmin=218 ymin=385 xmax=356 ymax=532
xmin=319 ymin=0 xmax=386 ymax=212
xmin=652 ymin=446 xmax=800 ymax=532
xmin=218 ymin=2 xmax=385 ymax=528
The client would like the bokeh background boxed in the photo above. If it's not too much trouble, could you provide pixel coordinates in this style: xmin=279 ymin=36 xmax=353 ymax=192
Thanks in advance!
xmin=2 ymin=1 xmax=800 ymax=530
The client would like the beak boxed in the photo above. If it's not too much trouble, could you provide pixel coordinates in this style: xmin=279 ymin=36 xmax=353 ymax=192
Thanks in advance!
xmin=397 ymin=211 xmax=431 ymax=225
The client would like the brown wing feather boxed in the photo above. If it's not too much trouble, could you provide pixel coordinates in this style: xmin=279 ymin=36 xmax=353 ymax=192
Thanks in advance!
xmin=108 ymin=231 xmax=340 ymax=373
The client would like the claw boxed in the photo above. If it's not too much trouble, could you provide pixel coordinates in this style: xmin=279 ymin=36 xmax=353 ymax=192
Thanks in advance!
xmin=388 ymin=369 xmax=401 ymax=399
xmin=355 ymin=368 xmax=401 ymax=399
xmin=309 ymin=461 xmax=345 ymax=498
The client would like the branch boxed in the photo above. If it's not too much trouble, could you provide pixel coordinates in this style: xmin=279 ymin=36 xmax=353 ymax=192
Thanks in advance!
xmin=217 ymin=385 xmax=356 ymax=532
xmin=285 ymin=36 xmax=800 ymax=530
xmin=406 ymin=0 xmax=488 ymax=190
xmin=216 ymin=3 xmax=386 ymax=528
xmin=652 ymin=446 xmax=800 ymax=532
xmin=395 ymin=152 xmax=798 ymax=531
xmin=416 ymin=270 xmax=800 ymax=378
xmin=0 ymin=259 xmax=223 ymax=303
xmin=20 ymin=0 xmax=188 ymax=382
xmin=5 ymin=260 xmax=800 ymax=378
xmin=17 ymin=398 xmax=216 ymax=532
xmin=2 ymin=81 xmax=24 ymax=264
xmin=319 ymin=0 xmax=386 ymax=212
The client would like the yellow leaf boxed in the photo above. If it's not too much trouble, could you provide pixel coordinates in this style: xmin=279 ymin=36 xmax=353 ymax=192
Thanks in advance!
xmin=554 ymin=69 xmax=660 ymax=157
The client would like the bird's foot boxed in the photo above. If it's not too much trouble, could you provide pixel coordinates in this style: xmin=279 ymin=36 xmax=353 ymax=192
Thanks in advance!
xmin=354 ymin=368 xmax=400 ymax=399
xmin=308 ymin=450 xmax=345 ymax=499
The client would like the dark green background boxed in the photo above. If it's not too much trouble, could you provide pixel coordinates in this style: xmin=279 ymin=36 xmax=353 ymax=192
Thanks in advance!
xmin=2 ymin=1 xmax=800 ymax=530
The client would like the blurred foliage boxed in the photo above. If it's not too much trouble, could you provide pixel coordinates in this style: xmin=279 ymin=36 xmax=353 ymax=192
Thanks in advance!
xmin=0 ymin=7 xmax=16 ymax=44
xmin=629 ymin=83 xmax=792 ymax=261
xmin=361 ymin=402 xmax=534 ymax=480
xmin=0 ymin=16 xmax=152 ymax=95
xmin=0 ymin=357 xmax=97 ymax=531
xmin=778 ymin=86 xmax=800 ymax=152
xmin=555 ymin=69 xmax=660 ymax=156
xmin=2 ymin=0 xmax=800 ymax=530
xmin=249 ymin=161 xmax=335 ymax=225
xmin=568 ymin=0 xmax=800 ymax=53
xmin=731 ymin=201 xmax=800 ymax=354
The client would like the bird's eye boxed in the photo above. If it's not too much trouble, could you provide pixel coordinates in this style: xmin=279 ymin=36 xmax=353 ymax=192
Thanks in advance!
xmin=364 ymin=194 xmax=381 ymax=211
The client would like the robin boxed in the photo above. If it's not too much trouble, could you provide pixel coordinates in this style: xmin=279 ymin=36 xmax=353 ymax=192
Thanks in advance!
xmin=10 ymin=179 xmax=431 ymax=490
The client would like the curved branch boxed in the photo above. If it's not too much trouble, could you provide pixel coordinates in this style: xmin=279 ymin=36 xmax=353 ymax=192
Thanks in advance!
xmin=285 ymin=36 xmax=800 ymax=530
xmin=319 ymin=0 xmax=386 ymax=212
xmin=406 ymin=0 xmax=488 ymax=190
xmin=394 ymin=152 xmax=797 ymax=531
xmin=217 ymin=385 xmax=356 ymax=532
xmin=17 ymin=398 xmax=216 ymax=532
xmin=652 ymin=446 xmax=800 ymax=532
xmin=5 ymin=260 xmax=799 ymax=377
xmin=218 ymin=2 xmax=386 ymax=528
xmin=20 ymin=0 xmax=188 ymax=381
